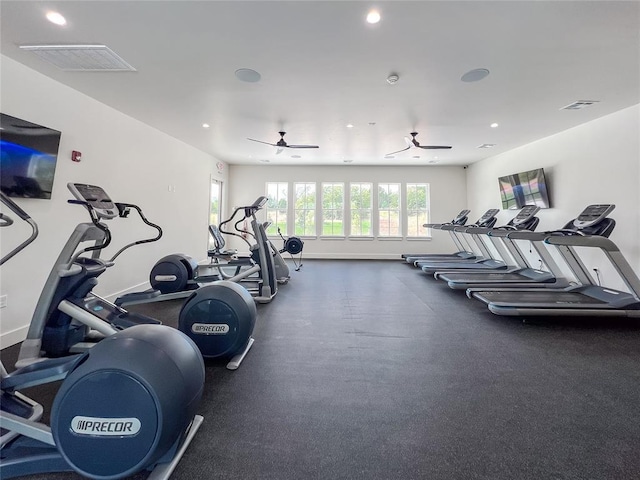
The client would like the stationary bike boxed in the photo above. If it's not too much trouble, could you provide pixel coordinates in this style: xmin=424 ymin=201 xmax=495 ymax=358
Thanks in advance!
xmin=0 ymin=191 xmax=205 ymax=479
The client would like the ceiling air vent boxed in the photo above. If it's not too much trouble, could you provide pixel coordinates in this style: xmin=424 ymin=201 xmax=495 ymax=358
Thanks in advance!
xmin=18 ymin=44 xmax=136 ymax=71
xmin=561 ymin=100 xmax=599 ymax=110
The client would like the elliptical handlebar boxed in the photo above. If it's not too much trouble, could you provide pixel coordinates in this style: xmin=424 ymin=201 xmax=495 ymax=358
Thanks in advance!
xmin=109 ymin=202 xmax=163 ymax=262
xmin=219 ymin=196 xmax=267 ymax=248
xmin=66 ymin=183 xmax=163 ymax=264
xmin=0 ymin=192 xmax=39 ymax=266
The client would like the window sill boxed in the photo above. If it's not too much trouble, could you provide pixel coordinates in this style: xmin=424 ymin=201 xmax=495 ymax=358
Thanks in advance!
xmin=347 ymin=236 xmax=375 ymax=241
xmin=377 ymin=236 xmax=403 ymax=241
xmin=406 ymin=237 xmax=433 ymax=241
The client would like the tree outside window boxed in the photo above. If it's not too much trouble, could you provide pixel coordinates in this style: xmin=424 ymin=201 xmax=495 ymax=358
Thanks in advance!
xmin=294 ymin=182 xmax=316 ymax=236
xmin=378 ymin=183 xmax=401 ymax=236
xmin=322 ymin=183 xmax=344 ymax=236
xmin=350 ymin=182 xmax=372 ymax=236
xmin=265 ymin=182 xmax=288 ymax=235
xmin=406 ymin=183 xmax=430 ymax=237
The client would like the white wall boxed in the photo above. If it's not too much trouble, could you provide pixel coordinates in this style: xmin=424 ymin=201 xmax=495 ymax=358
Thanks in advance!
xmin=227 ymin=165 xmax=468 ymax=259
xmin=467 ymin=104 xmax=640 ymax=287
xmin=0 ymin=56 xmax=227 ymax=347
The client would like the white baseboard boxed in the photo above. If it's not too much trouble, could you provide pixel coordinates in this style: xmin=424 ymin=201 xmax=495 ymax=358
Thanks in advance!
xmin=297 ymin=254 xmax=399 ymax=260
xmin=0 ymin=325 xmax=29 ymax=349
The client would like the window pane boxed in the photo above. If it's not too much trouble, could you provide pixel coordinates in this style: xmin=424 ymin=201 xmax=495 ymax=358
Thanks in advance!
xmin=266 ymin=182 xmax=288 ymax=235
xmin=294 ymin=182 xmax=316 ymax=236
xmin=322 ymin=183 xmax=344 ymax=236
xmin=378 ymin=183 xmax=401 ymax=237
xmin=406 ymin=183 xmax=430 ymax=237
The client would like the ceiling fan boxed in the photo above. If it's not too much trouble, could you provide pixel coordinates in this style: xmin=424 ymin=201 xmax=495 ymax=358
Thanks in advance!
xmin=247 ymin=131 xmax=319 ymax=154
xmin=385 ymin=132 xmax=452 ymax=157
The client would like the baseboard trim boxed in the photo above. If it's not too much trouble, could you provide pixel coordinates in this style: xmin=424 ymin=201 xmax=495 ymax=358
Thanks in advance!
xmin=0 ymin=325 xmax=29 ymax=349
xmin=296 ymin=254 xmax=399 ymax=260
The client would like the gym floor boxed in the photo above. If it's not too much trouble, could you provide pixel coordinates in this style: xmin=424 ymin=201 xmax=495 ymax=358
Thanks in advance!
xmin=3 ymin=259 xmax=640 ymax=479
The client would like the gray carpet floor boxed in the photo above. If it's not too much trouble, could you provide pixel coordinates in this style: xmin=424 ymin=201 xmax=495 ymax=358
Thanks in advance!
xmin=3 ymin=259 xmax=640 ymax=479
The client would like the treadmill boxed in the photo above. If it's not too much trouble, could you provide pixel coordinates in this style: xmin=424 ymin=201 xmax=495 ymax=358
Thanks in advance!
xmin=411 ymin=209 xmax=499 ymax=267
xmin=418 ymin=206 xmax=539 ymax=274
xmin=402 ymin=209 xmax=471 ymax=263
xmin=470 ymin=205 xmax=640 ymax=317
xmin=439 ymin=204 xmax=616 ymax=290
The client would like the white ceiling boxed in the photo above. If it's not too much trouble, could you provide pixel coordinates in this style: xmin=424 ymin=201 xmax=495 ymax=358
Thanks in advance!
xmin=1 ymin=1 xmax=638 ymax=166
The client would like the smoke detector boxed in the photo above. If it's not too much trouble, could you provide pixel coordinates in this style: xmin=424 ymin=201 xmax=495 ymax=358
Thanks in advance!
xmin=386 ymin=73 xmax=399 ymax=85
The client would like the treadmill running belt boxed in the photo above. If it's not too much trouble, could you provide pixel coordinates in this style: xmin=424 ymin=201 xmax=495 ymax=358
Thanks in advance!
xmin=474 ymin=290 xmax=609 ymax=307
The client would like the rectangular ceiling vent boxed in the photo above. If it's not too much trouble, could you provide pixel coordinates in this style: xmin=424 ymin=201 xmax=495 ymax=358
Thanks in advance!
xmin=561 ymin=100 xmax=599 ymax=110
xmin=18 ymin=44 xmax=136 ymax=72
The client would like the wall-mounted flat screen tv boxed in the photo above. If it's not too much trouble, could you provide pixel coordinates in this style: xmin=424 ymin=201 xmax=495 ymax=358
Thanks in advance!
xmin=0 ymin=113 xmax=61 ymax=199
xmin=498 ymin=168 xmax=550 ymax=209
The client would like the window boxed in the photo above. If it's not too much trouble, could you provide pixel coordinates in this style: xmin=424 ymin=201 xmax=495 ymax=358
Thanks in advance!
xmin=378 ymin=183 xmax=401 ymax=237
xmin=208 ymin=178 xmax=222 ymax=249
xmin=265 ymin=182 xmax=288 ymax=236
xmin=350 ymin=182 xmax=372 ymax=236
xmin=406 ymin=183 xmax=430 ymax=237
xmin=321 ymin=182 xmax=344 ymax=236
xmin=294 ymin=182 xmax=316 ymax=236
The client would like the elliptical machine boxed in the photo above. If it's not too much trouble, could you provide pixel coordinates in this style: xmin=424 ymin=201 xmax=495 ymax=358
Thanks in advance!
xmin=19 ymin=183 xmax=256 ymax=371
xmin=0 ymin=191 xmax=205 ymax=479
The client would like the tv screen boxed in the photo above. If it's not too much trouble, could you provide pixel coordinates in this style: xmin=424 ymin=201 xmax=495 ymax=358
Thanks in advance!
xmin=498 ymin=168 xmax=550 ymax=210
xmin=0 ymin=113 xmax=61 ymax=199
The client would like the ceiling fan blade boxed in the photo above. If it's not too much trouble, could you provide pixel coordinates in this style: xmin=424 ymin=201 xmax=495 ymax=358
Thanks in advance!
xmin=247 ymin=138 xmax=276 ymax=146
xmin=416 ymin=145 xmax=453 ymax=150
xmin=286 ymin=144 xmax=319 ymax=149
xmin=385 ymin=146 xmax=411 ymax=156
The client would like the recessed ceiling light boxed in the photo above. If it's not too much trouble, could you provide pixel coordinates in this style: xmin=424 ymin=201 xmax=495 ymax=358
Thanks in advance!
xmin=202 ymin=123 xmax=210 ymax=128
xmin=346 ymin=124 xmax=354 ymax=128
xmin=291 ymin=155 xmax=302 ymax=159
xmin=235 ymin=68 xmax=261 ymax=83
xmin=412 ymin=155 xmax=420 ymax=159
xmin=428 ymin=160 xmax=439 ymax=164
xmin=46 ymin=11 xmax=66 ymax=26
xmin=490 ymin=123 xmax=499 ymax=128
xmin=366 ymin=10 xmax=381 ymax=24
xmin=369 ymin=122 xmax=376 ymax=126
xmin=259 ymin=159 xmax=270 ymax=163
xmin=384 ymin=155 xmax=395 ymax=159
xmin=477 ymin=143 xmax=496 ymax=149
xmin=344 ymin=159 xmax=354 ymax=163
xmin=461 ymin=68 xmax=490 ymax=83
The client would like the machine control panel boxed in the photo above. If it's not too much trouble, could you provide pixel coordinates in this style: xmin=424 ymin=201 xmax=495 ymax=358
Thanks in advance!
xmin=512 ymin=205 xmax=540 ymax=225
xmin=68 ymin=183 xmax=118 ymax=220
xmin=573 ymin=204 xmax=615 ymax=229
xmin=452 ymin=209 xmax=471 ymax=224
xmin=476 ymin=209 xmax=500 ymax=226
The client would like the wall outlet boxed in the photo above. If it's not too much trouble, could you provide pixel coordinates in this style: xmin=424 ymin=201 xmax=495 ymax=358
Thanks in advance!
xmin=0 ymin=295 xmax=7 ymax=308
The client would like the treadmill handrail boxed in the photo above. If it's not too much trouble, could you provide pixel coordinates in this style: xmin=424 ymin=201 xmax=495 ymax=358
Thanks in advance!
xmin=544 ymin=235 xmax=619 ymax=251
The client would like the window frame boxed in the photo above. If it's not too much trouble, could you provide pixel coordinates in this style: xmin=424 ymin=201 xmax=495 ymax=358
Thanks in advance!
xmin=406 ymin=183 xmax=431 ymax=238
xmin=321 ymin=182 xmax=345 ymax=237
xmin=377 ymin=182 xmax=402 ymax=238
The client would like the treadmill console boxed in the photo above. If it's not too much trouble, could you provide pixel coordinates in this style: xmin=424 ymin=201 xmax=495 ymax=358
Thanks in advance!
xmin=511 ymin=205 xmax=540 ymax=226
xmin=452 ymin=209 xmax=471 ymax=224
xmin=476 ymin=209 xmax=499 ymax=226
xmin=573 ymin=204 xmax=615 ymax=229
xmin=67 ymin=183 xmax=118 ymax=220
